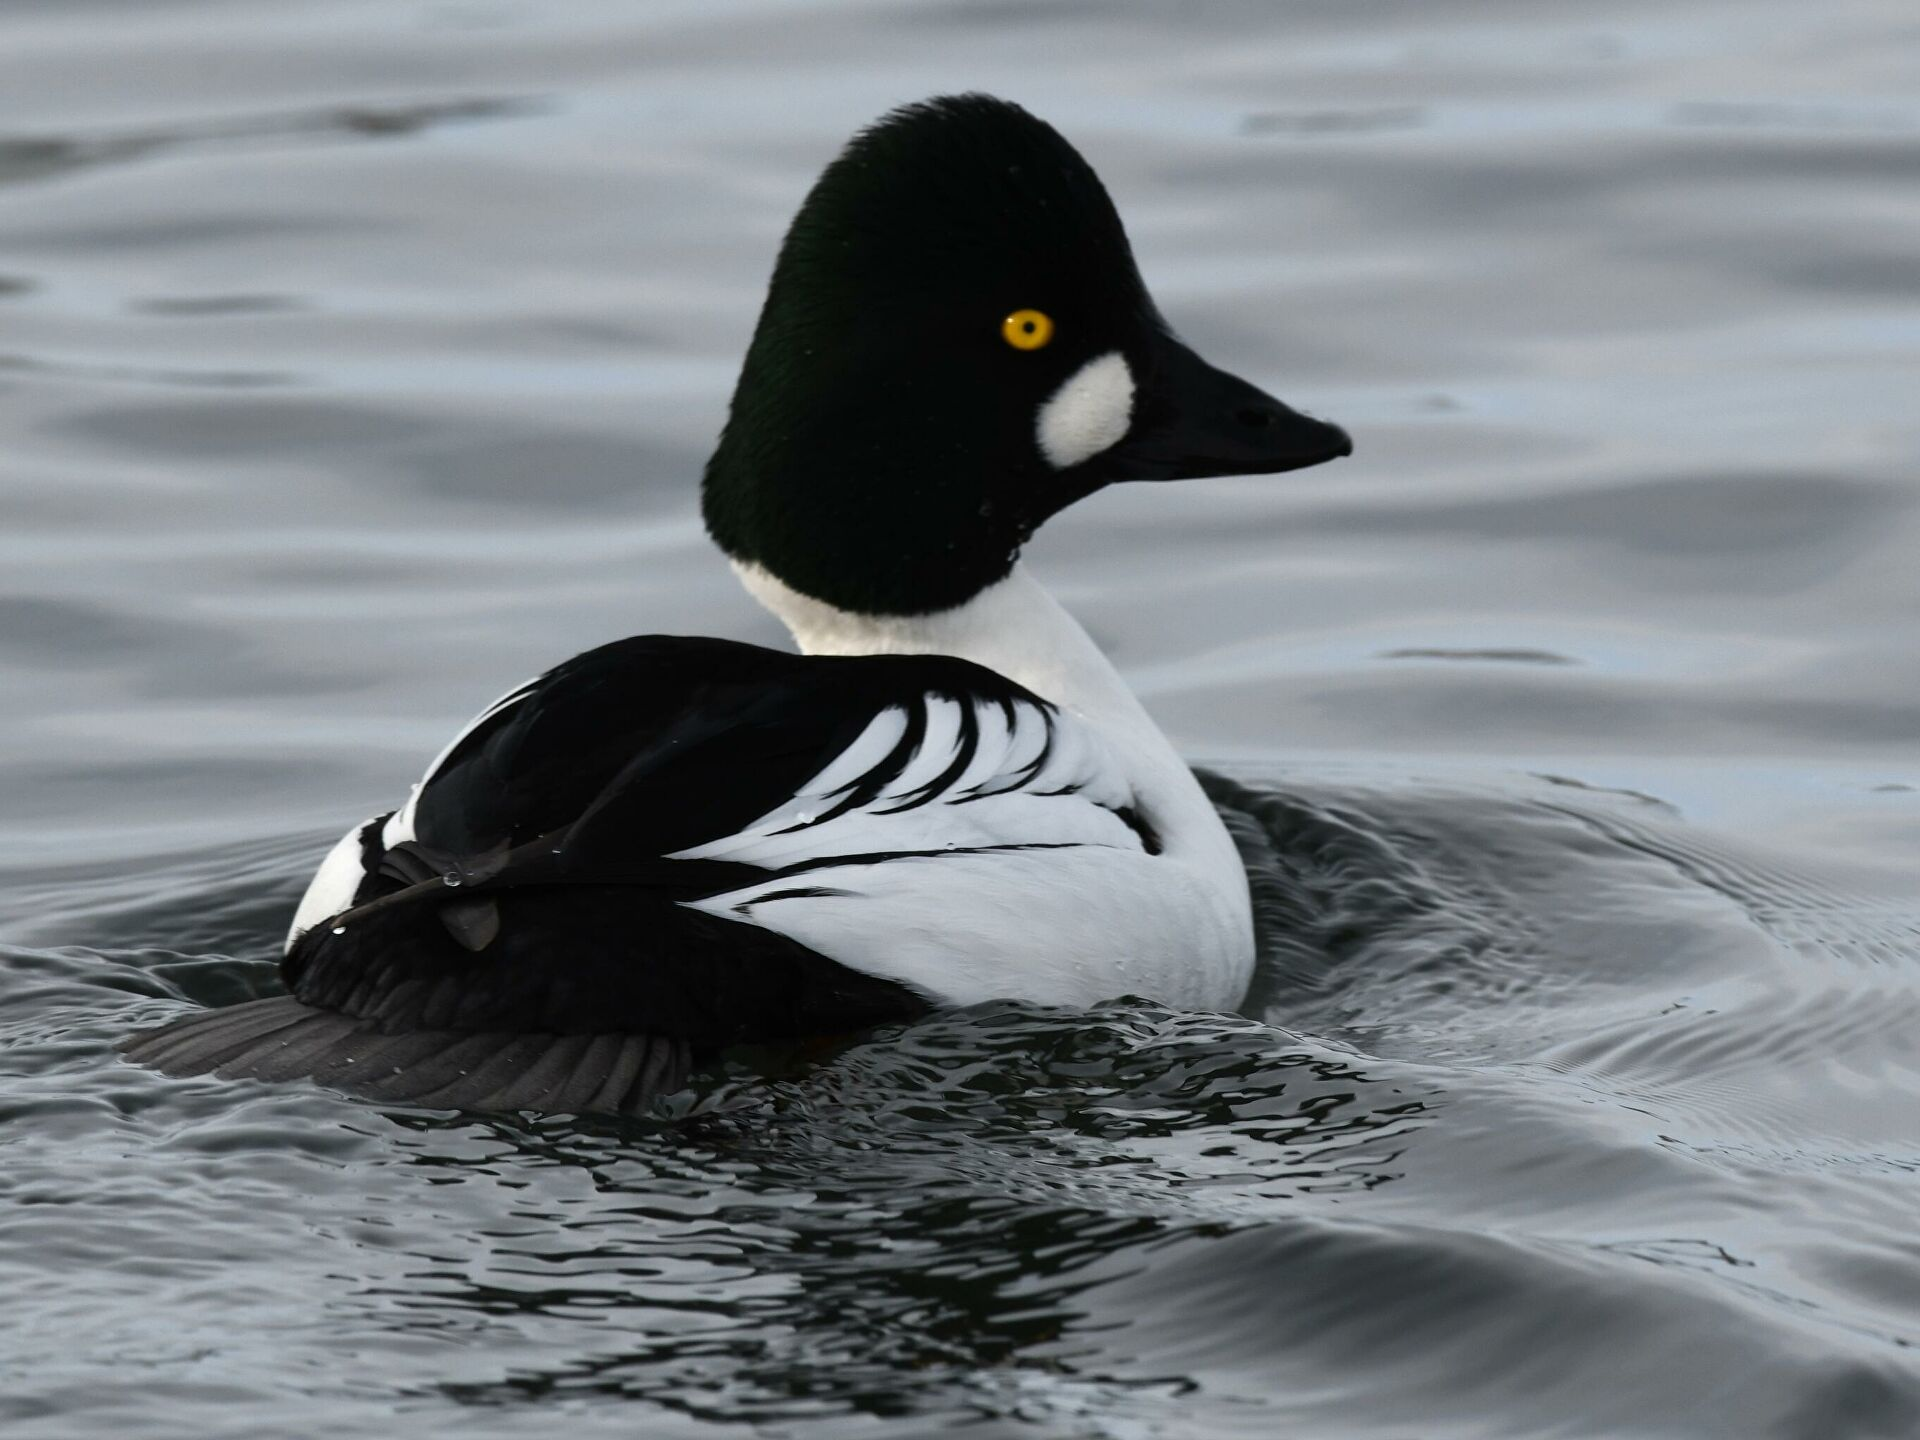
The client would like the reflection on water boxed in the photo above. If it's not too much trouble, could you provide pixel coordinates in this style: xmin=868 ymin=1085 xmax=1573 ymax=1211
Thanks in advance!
xmin=0 ymin=97 xmax=525 ymax=192
xmin=2 ymin=0 xmax=1918 ymax=1435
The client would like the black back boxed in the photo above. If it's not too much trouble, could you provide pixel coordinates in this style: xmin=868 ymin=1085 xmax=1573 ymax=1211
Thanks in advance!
xmin=282 ymin=635 xmax=1057 ymax=1046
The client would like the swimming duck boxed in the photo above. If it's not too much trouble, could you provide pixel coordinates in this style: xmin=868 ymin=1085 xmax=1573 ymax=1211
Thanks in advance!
xmin=121 ymin=94 xmax=1350 ymax=1114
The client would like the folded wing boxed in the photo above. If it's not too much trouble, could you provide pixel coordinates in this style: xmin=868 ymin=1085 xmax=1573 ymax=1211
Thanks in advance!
xmin=122 ymin=634 xmax=1152 ymax=1114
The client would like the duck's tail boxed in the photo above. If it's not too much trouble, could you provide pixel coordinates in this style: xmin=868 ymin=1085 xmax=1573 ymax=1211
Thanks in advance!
xmin=117 ymin=995 xmax=690 ymax=1117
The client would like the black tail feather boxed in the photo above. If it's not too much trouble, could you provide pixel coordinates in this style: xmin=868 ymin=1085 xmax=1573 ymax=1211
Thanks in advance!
xmin=117 ymin=996 xmax=692 ymax=1118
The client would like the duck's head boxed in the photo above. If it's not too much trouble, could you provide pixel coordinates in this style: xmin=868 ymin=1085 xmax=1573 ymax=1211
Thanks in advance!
xmin=702 ymin=93 xmax=1351 ymax=616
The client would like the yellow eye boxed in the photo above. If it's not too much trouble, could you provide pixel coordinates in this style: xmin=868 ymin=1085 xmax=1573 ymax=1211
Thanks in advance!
xmin=1001 ymin=308 xmax=1054 ymax=351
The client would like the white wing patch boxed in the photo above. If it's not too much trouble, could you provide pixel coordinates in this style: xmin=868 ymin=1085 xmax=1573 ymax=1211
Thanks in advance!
xmin=670 ymin=693 xmax=1145 ymax=871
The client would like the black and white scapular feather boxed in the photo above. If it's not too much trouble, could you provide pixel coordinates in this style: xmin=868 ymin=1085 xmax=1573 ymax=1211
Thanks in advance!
xmin=120 ymin=93 xmax=1351 ymax=1115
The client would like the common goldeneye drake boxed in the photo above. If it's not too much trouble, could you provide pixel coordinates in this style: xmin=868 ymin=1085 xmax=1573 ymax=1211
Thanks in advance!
xmin=121 ymin=94 xmax=1350 ymax=1114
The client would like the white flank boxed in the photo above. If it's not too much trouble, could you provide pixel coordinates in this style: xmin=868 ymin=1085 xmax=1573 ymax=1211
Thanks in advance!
xmin=1035 ymin=350 xmax=1134 ymax=469
xmin=686 ymin=845 xmax=1244 ymax=1010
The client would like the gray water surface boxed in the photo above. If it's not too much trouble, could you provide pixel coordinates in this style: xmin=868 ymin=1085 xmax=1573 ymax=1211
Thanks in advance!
xmin=4 ymin=3 xmax=1920 ymax=1437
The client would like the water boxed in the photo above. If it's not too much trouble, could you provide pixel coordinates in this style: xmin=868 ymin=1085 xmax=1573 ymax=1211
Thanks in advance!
xmin=4 ymin=1 xmax=1919 ymax=1435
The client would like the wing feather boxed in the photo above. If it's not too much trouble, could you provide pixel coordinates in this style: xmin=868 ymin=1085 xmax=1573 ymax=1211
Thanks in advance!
xmin=670 ymin=690 xmax=1141 ymax=869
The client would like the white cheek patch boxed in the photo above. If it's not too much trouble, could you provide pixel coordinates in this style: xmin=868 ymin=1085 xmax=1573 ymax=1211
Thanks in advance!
xmin=1035 ymin=350 xmax=1135 ymax=470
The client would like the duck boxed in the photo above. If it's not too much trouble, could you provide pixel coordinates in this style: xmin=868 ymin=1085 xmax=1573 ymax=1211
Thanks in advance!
xmin=120 ymin=94 xmax=1351 ymax=1115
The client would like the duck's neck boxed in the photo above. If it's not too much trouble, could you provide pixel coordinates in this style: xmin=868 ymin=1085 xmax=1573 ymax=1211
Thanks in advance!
xmin=734 ymin=560 xmax=1153 ymax=735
